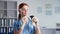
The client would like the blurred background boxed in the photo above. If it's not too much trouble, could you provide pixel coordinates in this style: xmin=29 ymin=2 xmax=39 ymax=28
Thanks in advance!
xmin=0 ymin=0 xmax=60 ymax=34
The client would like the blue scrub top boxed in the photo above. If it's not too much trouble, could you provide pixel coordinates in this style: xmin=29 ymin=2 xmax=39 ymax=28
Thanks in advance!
xmin=14 ymin=19 xmax=35 ymax=34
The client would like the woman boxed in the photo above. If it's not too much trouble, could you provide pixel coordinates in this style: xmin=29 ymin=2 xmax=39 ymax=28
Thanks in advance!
xmin=14 ymin=3 xmax=41 ymax=34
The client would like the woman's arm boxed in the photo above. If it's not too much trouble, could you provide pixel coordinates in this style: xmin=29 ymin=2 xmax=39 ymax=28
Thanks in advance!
xmin=14 ymin=28 xmax=23 ymax=34
xmin=14 ymin=16 xmax=28 ymax=34
xmin=14 ymin=23 xmax=25 ymax=34
xmin=35 ymin=24 xmax=41 ymax=34
xmin=14 ymin=30 xmax=18 ymax=34
xmin=32 ymin=16 xmax=41 ymax=34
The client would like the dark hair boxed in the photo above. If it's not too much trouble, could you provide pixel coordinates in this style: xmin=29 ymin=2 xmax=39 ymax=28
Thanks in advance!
xmin=30 ymin=15 xmax=34 ymax=19
xmin=18 ymin=3 xmax=28 ymax=20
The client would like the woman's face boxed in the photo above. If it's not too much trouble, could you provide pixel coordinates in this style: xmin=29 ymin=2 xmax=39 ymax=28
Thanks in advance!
xmin=19 ymin=5 xmax=28 ymax=17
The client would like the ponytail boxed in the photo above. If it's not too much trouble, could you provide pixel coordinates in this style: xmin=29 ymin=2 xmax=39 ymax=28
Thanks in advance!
xmin=18 ymin=14 xmax=21 ymax=20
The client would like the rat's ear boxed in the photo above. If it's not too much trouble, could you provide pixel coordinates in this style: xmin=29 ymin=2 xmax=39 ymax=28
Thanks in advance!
xmin=30 ymin=15 xmax=34 ymax=19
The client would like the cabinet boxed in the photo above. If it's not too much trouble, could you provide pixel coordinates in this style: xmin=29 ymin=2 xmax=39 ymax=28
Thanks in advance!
xmin=0 ymin=1 xmax=17 ymax=18
xmin=0 ymin=1 xmax=17 ymax=34
xmin=42 ymin=28 xmax=56 ymax=34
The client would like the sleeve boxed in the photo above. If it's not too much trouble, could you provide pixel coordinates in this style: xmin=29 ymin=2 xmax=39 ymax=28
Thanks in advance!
xmin=13 ymin=20 xmax=22 ymax=31
xmin=14 ymin=21 xmax=18 ymax=31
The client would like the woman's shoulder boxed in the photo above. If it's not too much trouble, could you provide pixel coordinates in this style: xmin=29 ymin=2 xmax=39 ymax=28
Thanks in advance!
xmin=14 ymin=19 xmax=22 ymax=25
xmin=14 ymin=19 xmax=20 ymax=24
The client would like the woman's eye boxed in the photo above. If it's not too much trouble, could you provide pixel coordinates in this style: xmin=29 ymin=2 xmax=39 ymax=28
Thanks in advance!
xmin=22 ymin=9 xmax=25 ymax=11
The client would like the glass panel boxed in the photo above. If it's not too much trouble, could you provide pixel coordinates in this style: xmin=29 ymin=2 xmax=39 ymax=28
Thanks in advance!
xmin=7 ymin=10 xmax=17 ymax=18
xmin=0 ymin=10 xmax=7 ymax=18
xmin=45 ymin=10 xmax=52 ymax=15
xmin=55 ymin=7 xmax=60 ymax=13
xmin=0 ymin=1 xmax=7 ymax=10
xmin=7 ymin=1 xmax=17 ymax=10
xmin=37 ymin=7 xmax=42 ymax=13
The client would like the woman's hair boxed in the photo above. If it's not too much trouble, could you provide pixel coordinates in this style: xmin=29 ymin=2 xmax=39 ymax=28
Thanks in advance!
xmin=18 ymin=3 xmax=28 ymax=20
xmin=30 ymin=15 xmax=34 ymax=19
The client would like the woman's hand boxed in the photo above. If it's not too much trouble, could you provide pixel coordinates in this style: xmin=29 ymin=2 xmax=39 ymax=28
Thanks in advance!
xmin=18 ymin=16 xmax=28 ymax=34
xmin=22 ymin=16 xmax=28 ymax=24
xmin=32 ymin=16 xmax=39 ymax=27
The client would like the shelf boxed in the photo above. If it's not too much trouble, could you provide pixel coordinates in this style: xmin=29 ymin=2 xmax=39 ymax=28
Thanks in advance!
xmin=0 ymin=9 xmax=17 ymax=10
xmin=0 ymin=1 xmax=17 ymax=18
xmin=0 ymin=1 xmax=17 ymax=34
xmin=0 ymin=26 xmax=13 ymax=28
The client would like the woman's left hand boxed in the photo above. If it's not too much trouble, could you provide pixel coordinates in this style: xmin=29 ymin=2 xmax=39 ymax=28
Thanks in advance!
xmin=32 ymin=16 xmax=39 ymax=27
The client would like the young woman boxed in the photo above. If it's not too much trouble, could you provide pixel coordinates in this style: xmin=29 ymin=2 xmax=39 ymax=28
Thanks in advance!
xmin=14 ymin=3 xmax=41 ymax=34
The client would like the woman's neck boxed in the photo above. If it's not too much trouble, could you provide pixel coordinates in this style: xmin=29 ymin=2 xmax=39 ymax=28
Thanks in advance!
xmin=21 ymin=15 xmax=27 ymax=19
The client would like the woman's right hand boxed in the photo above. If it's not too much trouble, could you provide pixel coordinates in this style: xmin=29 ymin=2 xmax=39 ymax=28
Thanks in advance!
xmin=22 ymin=16 xmax=28 ymax=24
xmin=19 ymin=16 xmax=28 ymax=31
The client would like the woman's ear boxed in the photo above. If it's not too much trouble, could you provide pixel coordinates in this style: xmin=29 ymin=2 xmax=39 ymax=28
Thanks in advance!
xmin=18 ymin=9 xmax=20 ymax=12
xmin=18 ymin=9 xmax=21 ymax=14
